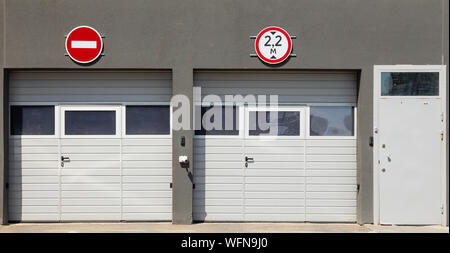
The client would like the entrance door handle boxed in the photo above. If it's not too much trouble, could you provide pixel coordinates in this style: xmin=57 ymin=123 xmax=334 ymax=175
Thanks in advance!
xmin=245 ymin=156 xmax=254 ymax=162
xmin=61 ymin=156 xmax=70 ymax=162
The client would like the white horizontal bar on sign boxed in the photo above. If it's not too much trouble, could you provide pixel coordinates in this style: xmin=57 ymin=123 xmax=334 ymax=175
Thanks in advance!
xmin=71 ymin=40 xmax=97 ymax=48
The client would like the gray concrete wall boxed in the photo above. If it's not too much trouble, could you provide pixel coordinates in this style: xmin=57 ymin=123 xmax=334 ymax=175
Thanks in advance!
xmin=0 ymin=0 xmax=447 ymax=224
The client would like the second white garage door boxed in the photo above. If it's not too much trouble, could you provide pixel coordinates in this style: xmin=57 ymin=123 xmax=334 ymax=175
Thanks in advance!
xmin=193 ymin=71 xmax=358 ymax=222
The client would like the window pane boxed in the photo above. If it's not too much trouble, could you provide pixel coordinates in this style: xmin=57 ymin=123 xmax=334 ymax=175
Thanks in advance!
xmin=10 ymin=106 xmax=55 ymax=135
xmin=310 ymin=106 xmax=354 ymax=136
xmin=126 ymin=105 xmax=170 ymax=135
xmin=249 ymin=111 xmax=300 ymax=136
xmin=195 ymin=106 xmax=239 ymax=135
xmin=381 ymin=72 xmax=439 ymax=96
xmin=65 ymin=111 xmax=116 ymax=135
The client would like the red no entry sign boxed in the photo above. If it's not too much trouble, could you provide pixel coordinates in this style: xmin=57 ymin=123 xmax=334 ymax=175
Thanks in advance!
xmin=65 ymin=26 xmax=103 ymax=64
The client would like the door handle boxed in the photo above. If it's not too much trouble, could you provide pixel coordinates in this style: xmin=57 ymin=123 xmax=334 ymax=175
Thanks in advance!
xmin=61 ymin=156 xmax=70 ymax=162
xmin=245 ymin=156 xmax=254 ymax=162
xmin=245 ymin=156 xmax=254 ymax=168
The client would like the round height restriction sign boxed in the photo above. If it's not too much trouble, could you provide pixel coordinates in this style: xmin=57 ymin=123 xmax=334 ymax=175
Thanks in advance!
xmin=255 ymin=26 xmax=292 ymax=64
xmin=65 ymin=26 xmax=103 ymax=64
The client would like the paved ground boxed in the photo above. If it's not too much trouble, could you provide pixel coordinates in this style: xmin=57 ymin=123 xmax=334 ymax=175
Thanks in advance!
xmin=0 ymin=222 xmax=448 ymax=233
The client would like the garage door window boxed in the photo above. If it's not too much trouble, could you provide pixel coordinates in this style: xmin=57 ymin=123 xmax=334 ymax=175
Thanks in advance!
xmin=309 ymin=106 xmax=354 ymax=136
xmin=126 ymin=105 xmax=170 ymax=135
xmin=249 ymin=111 xmax=300 ymax=136
xmin=10 ymin=105 xmax=55 ymax=136
xmin=65 ymin=111 xmax=116 ymax=135
xmin=195 ymin=106 xmax=239 ymax=135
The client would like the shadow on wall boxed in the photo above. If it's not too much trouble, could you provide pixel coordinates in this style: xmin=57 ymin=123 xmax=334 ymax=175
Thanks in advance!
xmin=193 ymin=138 xmax=207 ymax=222
xmin=8 ymin=136 xmax=23 ymax=222
xmin=8 ymin=136 xmax=61 ymax=223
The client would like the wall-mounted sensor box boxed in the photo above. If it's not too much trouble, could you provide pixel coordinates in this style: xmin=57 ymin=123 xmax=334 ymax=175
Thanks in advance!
xmin=179 ymin=155 xmax=188 ymax=164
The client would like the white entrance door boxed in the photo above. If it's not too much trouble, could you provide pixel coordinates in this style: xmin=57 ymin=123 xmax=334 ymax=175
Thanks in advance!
xmin=60 ymin=105 xmax=122 ymax=221
xmin=374 ymin=66 xmax=447 ymax=225
xmin=244 ymin=106 xmax=306 ymax=221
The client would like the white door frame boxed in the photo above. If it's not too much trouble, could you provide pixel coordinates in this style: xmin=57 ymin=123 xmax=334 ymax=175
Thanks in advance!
xmin=60 ymin=105 xmax=122 ymax=138
xmin=373 ymin=65 xmax=447 ymax=225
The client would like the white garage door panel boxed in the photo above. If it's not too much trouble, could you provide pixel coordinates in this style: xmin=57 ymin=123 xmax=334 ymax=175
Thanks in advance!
xmin=123 ymin=146 xmax=171 ymax=153
xmin=122 ymin=161 xmax=172 ymax=168
xmin=62 ymin=199 xmax=121 ymax=205
xmin=246 ymin=184 xmax=305 ymax=192
xmin=245 ymin=170 xmax=304 ymax=177
xmin=246 ymin=199 xmax=304 ymax=206
xmin=306 ymin=138 xmax=357 ymax=222
xmin=61 ymin=169 xmax=120 ymax=176
xmin=194 ymin=71 xmax=357 ymax=222
xmin=61 ymin=161 xmax=120 ymax=169
xmin=122 ymin=183 xmax=170 ymax=191
xmin=60 ymin=135 xmax=120 ymax=227
xmin=245 ymin=136 xmax=305 ymax=222
xmin=122 ymin=191 xmax=171 ymax=198
xmin=245 ymin=177 xmax=305 ymax=184
xmin=123 ymin=198 xmax=171 ymax=205
xmin=8 ymin=137 xmax=59 ymax=221
xmin=123 ymin=169 xmax=171 ymax=176
xmin=307 ymin=192 xmax=356 ymax=199
xmin=62 ymin=206 xmax=121 ymax=213
xmin=245 ymin=192 xmax=303 ymax=199
xmin=123 ymin=176 xmax=172 ymax=183
xmin=9 ymin=71 xmax=172 ymax=222
xmin=61 ymin=214 xmax=121 ymax=221
xmin=61 ymin=176 xmax=121 ymax=184
xmin=307 ymin=199 xmax=356 ymax=207
xmin=61 ymin=191 xmax=119 ymax=198
xmin=193 ymin=137 xmax=244 ymax=221
xmin=61 ymin=184 xmax=120 ymax=191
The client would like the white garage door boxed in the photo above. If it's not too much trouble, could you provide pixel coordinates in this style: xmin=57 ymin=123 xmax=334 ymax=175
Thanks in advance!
xmin=193 ymin=71 xmax=357 ymax=222
xmin=8 ymin=71 xmax=172 ymax=222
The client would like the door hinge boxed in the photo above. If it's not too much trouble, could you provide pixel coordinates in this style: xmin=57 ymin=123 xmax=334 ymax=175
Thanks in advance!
xmin=441 ymin=113 xmax=444 ymax=122
xmin=441 ymin=205 xmax=444 ymax=215
xmin=441 ymin=131 xmax=444 ymax=141
xmin=169 ymin=182 xmax=172 ymax=189
xmin=356 ymin=184 xmax=360 ymax=192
